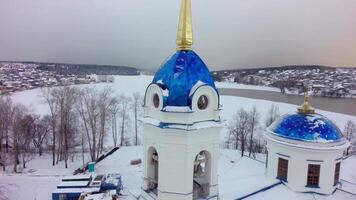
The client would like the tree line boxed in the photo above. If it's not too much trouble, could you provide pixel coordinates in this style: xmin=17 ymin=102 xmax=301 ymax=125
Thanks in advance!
xmin=225 ymin=104 xmax=356 ymax=159
xmin=0 ymin=85 xmax=143 ymax=172
xmin=224 ymin=104 xmax=280 ymax=158
xmin=0 ymin=88 xmax=355 ymax=172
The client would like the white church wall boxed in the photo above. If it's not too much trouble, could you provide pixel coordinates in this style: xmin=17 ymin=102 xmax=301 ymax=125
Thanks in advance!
xmin=142 ymin=123 xmax=221 ymax=200
xmin=267 ymin=138 xmax=344 ymax=194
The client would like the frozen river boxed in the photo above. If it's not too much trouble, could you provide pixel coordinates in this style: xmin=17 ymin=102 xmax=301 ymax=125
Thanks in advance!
xmin=219 ymin=88 xmax=356 ymax=116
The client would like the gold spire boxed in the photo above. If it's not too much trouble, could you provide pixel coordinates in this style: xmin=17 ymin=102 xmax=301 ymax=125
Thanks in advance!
xmin=298 ymin=86 xmax=315 ymax=114
xmin=176 ymin=0 xmax=193 ymax=50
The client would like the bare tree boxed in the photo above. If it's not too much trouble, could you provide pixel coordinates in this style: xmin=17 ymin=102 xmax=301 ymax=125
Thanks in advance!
xmin=0 ymin=150 xmax=11 ymax=171
xmin=248 ymin=106 xmax=259 ymax=157
xmin=11 ymin=104 xmax=28 ymax=172
xmin=110 ymin=101 xmax=120 ymax=148
xmin=344 ymin=120 xmax=356 ymax=155
xmin=98 ymin=87 xmax=118 ymax=154
xmin=77 ymin=87 xmax=117 ymax=161
xmin=33 ymin=115 xmax=50 ymax=156
xmin=227 ymin=108 xmax=250 ymax=157
xmin=42 ymin=88 xmax=59 ymax=166
xmin=0 ymin=96 xmax=13 ymax=153
xmin=265 ymin=104 xmax=280 ymax=127
xmin=45 ymin=85 xmax=78 ymax=168
xmin=131 ymin=92 xmax=142 ymax=146
xmin=18 ymin=114 xmax=37 ymax=169
xmin=119 ymin=94 xmax=131 ymax=147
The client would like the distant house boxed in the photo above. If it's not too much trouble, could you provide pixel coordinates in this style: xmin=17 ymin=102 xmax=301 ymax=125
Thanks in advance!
xmin=96 ymin=75 xmax=114 ymax=83
xmin=349 ymin=90 xmax=356 ymax=98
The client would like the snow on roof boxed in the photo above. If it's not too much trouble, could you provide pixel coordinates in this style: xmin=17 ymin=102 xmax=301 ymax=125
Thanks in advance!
xmin=141 ymin=116 xmax=224 ymax=131
xmin=57 ymin=180 xmax=89 ymax=188
xmin=189 ymin=80 xmax=206 ymax=97
xmin=162 ymin=120 xmax=224 ymax=131
xmin=62 ymin=174 xmax=92 ymax=181
xmin=83 ymin=190 xmax=117 ymax=200
xmin=52 ymin=187 xmax=100 ymax=194
xmin=162 ymin=106 xmax=192 ymax=113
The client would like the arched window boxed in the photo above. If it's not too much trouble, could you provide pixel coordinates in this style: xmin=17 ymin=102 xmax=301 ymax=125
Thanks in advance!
xmin=147 ymin=147 xmax=159 ymax=195
xmin=153 ymin=93 xmax=160 ymax=108
xmin=193 ymin=151 xmax=211 ymax=199
xmin=334 ymin=162 xmax=340 ymax=185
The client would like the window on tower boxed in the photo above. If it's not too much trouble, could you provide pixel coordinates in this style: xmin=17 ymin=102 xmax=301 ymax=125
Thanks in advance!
xmin=277 ymin=157 xmax=288 ymax=182
xmin=197 ymin=95 xmax=208 ymax=110
xmin=306 ymin=164 xmax=320 ymax=187
xmin=334 ymin=162 xmax=340 ymax=186
xmin=153 ymin=93 xmax=160 ymax=108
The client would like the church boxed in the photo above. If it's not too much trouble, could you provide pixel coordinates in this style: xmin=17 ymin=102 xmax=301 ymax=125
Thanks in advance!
xmin=140 ymin=0 xmax=349 ymax=199
xmin=265 ymin=90 xmax=349 ymax=194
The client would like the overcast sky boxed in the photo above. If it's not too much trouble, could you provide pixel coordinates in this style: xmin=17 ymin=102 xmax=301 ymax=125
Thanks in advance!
xmin=0 ymin=0 xmax=356 ymax=70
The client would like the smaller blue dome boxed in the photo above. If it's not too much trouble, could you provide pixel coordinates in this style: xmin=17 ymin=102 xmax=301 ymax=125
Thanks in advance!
xmin=268 ymin=113 xmax=343 ymax=143
xmin=152 ymin=50 xmax=217 ymax=107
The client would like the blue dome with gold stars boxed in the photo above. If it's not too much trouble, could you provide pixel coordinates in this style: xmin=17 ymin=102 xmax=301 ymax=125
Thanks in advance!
xmin=152 ymin=50 xmax=217 ymax=107
xmin=268 ymin=113 xmax=343 ymax=143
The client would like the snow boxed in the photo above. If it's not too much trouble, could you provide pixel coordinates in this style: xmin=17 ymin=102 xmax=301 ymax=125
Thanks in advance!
xmin=10 ymin=75 xmax=153 ymax=116
xmin=244 ymin=184 xmax=356 ymax=200
xmin=9 ymin=75 xmax=356 ymax=136
xmin=52 ymin=187 xmax=100 ymax=194
xmin=218 ymin=150 xmax=278 ymax=199
xmin=0 ymin=175 xmax=60 ymax=200
xmin=341 ymin=156 xmax=356 ymax=184
xmin=141 ymin=116 xmax=224 ymax=130
xmin=2 ymin=75 xmax=356 ymax=200
xmin=161 ymin=88 xmax=169 ymax=96
xmin=162 ymin=106 xmax=192 ymax=112
xmin=215 ymin=81 xmax=281 ymax=92
xmin=189 ymin=80 xmax=206 ymax=97
xmin=163 ymin=120 xmax=224 ymax=130
xmin=1 ymin=146 xmax=356 ymax=200
xmin=94 ymin=146 xmax=142 ymax=192
xmin=57 ymin=180 xmax=89 ymax=188
xmin=61 ymin=174 xmax=91 ymax=181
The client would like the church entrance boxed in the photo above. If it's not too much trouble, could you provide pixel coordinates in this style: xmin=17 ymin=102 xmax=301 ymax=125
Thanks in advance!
xmin=147 ymin=147 xmax=159 ymax=195
xmin=193 ymin=151 xmax=211 ymax=199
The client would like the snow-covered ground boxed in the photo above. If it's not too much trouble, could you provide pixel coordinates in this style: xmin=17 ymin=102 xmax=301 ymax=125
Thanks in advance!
xmin=10 ymin=75 xmax=356 ymax=129
xmin=215 ymin=81 xmax=281 ymax=93
xmin=1 ymin=75 xmax=356 ymax=200
xmin=2 ymin=147 xmax=355 ymax=200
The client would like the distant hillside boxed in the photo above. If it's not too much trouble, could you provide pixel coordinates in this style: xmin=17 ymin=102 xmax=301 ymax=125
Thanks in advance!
xmin=36 ymin=62 xmax=140 ymax=76
xmin=212 ymin=65 xmax=338 ymax=74
xmin=1 ymin=61 xmax=141 ymax=76
xmin=210 ymin=65 xmax=356 ymax=99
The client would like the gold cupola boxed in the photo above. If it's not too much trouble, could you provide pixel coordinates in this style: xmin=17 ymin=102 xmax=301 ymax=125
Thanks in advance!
xmin=176 ymin=0 xmax=193 ymax=50
xmin=297 ymin=86 xmax=315 ymax=114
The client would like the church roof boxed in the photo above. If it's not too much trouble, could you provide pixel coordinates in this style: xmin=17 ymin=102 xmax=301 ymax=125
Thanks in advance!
xmin=152 ymin=50 xmax=217 ymax=107
xmin=267 ymin=112 xmax=343 ymax=143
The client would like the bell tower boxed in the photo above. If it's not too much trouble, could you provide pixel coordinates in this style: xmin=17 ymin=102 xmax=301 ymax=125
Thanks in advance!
xmin=140 ymin=1 xmax=222 ymax=200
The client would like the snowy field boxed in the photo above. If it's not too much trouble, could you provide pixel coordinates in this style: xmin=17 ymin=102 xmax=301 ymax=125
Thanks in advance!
xmin=215 ymin=81 xmax=281 ymax=93
xmin=2 ymin=147 xmax=355 ymax=200
xmin=9 ymin=75 xmax=356 ymax=129
xmin=1 ymin=75 xmax=356 ymax=200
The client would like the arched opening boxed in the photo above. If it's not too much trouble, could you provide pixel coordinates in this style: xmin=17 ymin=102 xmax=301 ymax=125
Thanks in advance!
xmin=147 ymin=147 xmax=159 ymax=195
xmin=193 ymin=150 xmax=211 ymax=199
